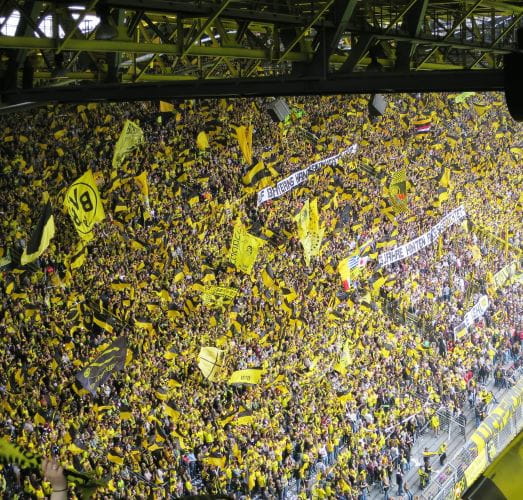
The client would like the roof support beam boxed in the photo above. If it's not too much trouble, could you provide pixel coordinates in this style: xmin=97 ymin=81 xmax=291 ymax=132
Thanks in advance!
xmin=415 ymin=0 xmax=483 ymax=69
xmin=277 ymin=0 xmax=334 ymax=62
xmin=55 ymin=0 xmax=99 ymax=54
xmin=2 ymin=70 xmax=505 ymax=104
xmin=181 ymin=0 xmax=232 ymax=57
xmin=469 ymin=13 xmax=523 ymax=68
xmin=395 ymin=0 xmax=429 ymax=70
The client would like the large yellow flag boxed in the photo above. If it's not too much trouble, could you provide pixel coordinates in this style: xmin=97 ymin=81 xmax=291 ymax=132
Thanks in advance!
xmin=294 ymin=199 xmax=323 ymax=265
xmin=64 ymin=170 xmax=105 ymax=240
xmin=234 ymin=125 xmax=253 ymax=165
xmin=134 ymin=171 xmax=149 ymax=198
xmin=228 ymin=219 xmax=265 ymax=274
xmin=112 ymin=120 xmax=144 ymax=168
xmin=196 ymin=131 xmax=209 ymax=150
xmin=294 ymin=200 xmax=310 ymax=240
xmin=198 ymin=347 xmax=224 ymax=382
xmin=438 ymin=167 xmax=451 ymax=188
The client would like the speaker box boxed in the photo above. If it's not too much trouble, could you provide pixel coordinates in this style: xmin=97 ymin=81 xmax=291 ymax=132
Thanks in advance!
xmin=267 ymin=98 xmax=291 ymax=122
xmin=368 ymin=94 xmax=387 ymax=117
xmin=504 ymin=29 xmax=523 ymax=122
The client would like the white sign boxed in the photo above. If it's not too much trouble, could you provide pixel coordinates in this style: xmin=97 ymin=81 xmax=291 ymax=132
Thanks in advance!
xmin=378 ymin=206 xmax=467 ymax=267
xmin=256 ymin=144 xmax=358 ymax=206
xmin=454 ymin=295 xmax=489 ymax=339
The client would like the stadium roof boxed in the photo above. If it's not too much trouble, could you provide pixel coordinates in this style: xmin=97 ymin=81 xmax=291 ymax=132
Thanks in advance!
xmin=0 ymin=0 xmax=522 ymax=104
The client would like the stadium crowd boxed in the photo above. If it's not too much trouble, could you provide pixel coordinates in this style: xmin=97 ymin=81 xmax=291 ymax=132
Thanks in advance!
xmin=0 ymin=91 xmax=522 ymax=499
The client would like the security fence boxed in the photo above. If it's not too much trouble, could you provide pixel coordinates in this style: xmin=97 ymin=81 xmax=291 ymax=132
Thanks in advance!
xmin=420 ymin=376 xmax=523 ymax=500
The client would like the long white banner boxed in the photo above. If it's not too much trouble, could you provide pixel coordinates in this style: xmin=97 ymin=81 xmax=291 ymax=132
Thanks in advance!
xmin=256 ymin=144 xmax=358 ymax=206
xmin=378 ymin=205 xmax=467 ymax=267
xmin=454 ymin=295 xmax=489 ymax=340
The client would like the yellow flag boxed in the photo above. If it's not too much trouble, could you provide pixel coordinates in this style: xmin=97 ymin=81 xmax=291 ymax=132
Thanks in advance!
xmin=234 ymin=125 xmax=253 ymax=165
xmin=134 ymin=171 xmax=149 ymax=198
xmin=228 ymin=219 xmax=265 ymax=274
xmin=63 ymin=170 xmax=105 ymax=240
xmin=228 ymin=368 xmax=264 ymax=386
xmin=112 ymin=120 xmax=144 ymax=168
xmin=196 ymin=131 xmax=209 ymax=150
xmin=159 ymin=101 xmax=174 ymax=113
xmin=198 ymin=347 xmax=224 ymax=382
xmin=473 ymin=102 xmax=490 ymax=118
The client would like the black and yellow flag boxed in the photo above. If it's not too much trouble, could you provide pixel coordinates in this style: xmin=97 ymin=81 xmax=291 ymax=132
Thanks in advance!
xmin=228 ymin=219 xmax=265 ymax=274
xmin=389 ymin=169 xmax=408 ymax=213
xmin=21 ymin=202 xmax=55 ymax=265
xmin=64 ymin=170 xmax=105 ymax=241
xmin=119 ymin=404 xmax=132 ymax=420
xmin=92 ymin=310 xmax=115 ymax=334
xmin=241 ymin=160 xmax=277 ymax=188
xmin=164 ymin=399 xmax=180 ymax=421
xmin=0 ymin=438 xmax=108 ymax=497
xmin=75 ymin=337 xmax=127 ymax=395
xmin=107 ymin=448 xmax=124 ymax=465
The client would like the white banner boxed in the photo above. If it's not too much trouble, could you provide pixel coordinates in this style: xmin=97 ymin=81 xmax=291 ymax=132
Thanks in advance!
xmin=256 ymin=144 xmax=358 ymax=206
xmin=493 ymin=261 xmax=518 ymax=290
xmin=454 ymin=295 xmax=489 ymax=339
xmin=378 ymin=205 xmax=467 ymax=267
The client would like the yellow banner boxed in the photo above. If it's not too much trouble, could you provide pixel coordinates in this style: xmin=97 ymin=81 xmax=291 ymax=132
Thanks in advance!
xmin=493 ymin=261 xmax=518 ymax=289
xmin=228 ymin=368 xmax=264 ymax=385
xmin=64 ymin=170 xmax=105 ymax=240
xmin=228 ymin=219 xmax=265 ymax=274
xmin=201 ymin=286 xmax=238 ymax=307
xmin=112 ymin=120 xmax=144 ymax=168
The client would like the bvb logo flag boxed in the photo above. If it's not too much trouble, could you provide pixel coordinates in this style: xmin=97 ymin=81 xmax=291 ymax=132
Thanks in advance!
xmin=228 ymin=219 xmax=265 ymax=274
xmin=198 ymin=347 xmax=224 ymax=382
xmin=76 ymin=337 xmax=127 ymax=395
xmin=64 ymin=170 xmax=105 ymax=241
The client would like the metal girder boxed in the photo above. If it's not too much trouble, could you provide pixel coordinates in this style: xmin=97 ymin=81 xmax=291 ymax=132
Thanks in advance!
xmin=415 ymin=0 xmax=484 ymax=69
xmin=338 ymin=33 xmax=374 ymax=74
xmin=396 ymin=0 xmax=430 ymax=70
xmin=182 ymin=0 xmax=232 ymax=57
xmin=2 ymin=70 xmax=504 ymax=104
xmin=469 ymin=12 xmax=523 ymax=68
xmin=89 ymin=0 xmax=337 ymax=28
xmin=306 ymin=0 xmax=358 ymax=76
xmin=55 ymin=0 xmax=99 ymax=54
xmin=277 ymin=0 xmax=335 ymax=62
xmin=0 ymin=1 xmax=522 ymax=100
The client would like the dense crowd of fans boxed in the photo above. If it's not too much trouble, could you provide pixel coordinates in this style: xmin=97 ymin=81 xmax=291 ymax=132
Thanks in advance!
xmin=0 ymin=92 xmax=522 ymax=499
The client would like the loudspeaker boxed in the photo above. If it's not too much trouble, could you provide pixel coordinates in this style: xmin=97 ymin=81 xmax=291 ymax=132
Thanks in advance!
xmin=267 ymin=98 xmax=291 ymax=122
xmin=504 ymin=29 xmax=523 ymax=122
xmin=368 ymin=94 xmax=387 ymax=118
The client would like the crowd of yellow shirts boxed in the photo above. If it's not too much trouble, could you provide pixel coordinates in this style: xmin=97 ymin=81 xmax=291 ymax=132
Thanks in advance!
xmin=0 ymin=91 xmax=521 ymax=499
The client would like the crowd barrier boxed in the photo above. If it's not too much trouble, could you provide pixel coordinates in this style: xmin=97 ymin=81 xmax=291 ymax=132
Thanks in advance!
xmin=421 ymin=375 xmax=523 ymax=500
